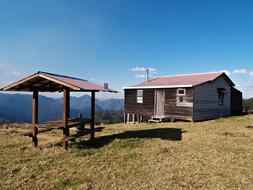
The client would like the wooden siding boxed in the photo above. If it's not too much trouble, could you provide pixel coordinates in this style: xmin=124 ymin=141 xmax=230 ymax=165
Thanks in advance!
xmin=124 ymin=88 xmax=194 ymax=120
xmin=231 ymin=87 xmax=243 ymax=115
xmin=193 ymin=76 xmax=231 ymax=121
xmin=164 ymin=88 xmax=193 ymax=118
xmin=124 ymin=89 xmax=155 ymax=116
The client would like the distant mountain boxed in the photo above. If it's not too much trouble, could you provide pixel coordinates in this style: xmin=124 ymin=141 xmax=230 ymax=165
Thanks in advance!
xmin=98 ymin=98 xmax=124 ymax=111
xmin=67 ymin=95 xmax=104 ymax=115
xmin=59 ymin=95 xmax=123 ymax=117
xmin=0 ymin=93 xmax=123 ymax=123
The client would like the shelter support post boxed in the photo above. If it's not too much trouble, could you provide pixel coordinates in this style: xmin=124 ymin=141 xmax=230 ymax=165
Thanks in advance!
xmin=79 ymin=113 xmax=84 ymax=132
xmin=90 ymin=91 xmax=95 ymax=141
xmin=124 ymin=113 xmax=126 ymax=124
xmin=32 ymin=90 xmax=38 ymax=147
xmin=63 ymin=88 xmax=70 ymax=150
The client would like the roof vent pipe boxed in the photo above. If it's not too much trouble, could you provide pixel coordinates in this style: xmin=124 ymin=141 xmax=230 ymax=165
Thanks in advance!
xmin=146 ymin=68 xmax=149 ymax=83
xmin=104 ymin=83 xmax=108 ymax=89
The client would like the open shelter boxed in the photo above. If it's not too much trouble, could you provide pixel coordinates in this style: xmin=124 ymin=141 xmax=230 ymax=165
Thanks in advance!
xmin=0 ymin=71 xmax=117 ymax=150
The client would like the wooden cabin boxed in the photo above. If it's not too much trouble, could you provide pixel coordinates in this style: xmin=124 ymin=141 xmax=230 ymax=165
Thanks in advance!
xmin=123 ymin=72 xmax=242 ymax=122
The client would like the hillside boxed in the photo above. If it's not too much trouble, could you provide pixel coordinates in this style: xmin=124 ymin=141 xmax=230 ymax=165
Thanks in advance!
xmin=0 ymin=93 xmax=123 ymax=123
xmin=0 ymin=115 xmax=253 ymax=189
xmin=243 ymin=98 xmax=253 ymax=112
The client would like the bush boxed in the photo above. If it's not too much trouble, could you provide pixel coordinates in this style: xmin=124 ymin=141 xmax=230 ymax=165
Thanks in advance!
xmin=95 ymin=111 xmax=124 ymax=124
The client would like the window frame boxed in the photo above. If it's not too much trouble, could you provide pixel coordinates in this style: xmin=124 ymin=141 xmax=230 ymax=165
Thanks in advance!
xmin=137 ymin=89 xmax=143 ymax=104
xmin=177 ymin=88 xmax=186 ymax=96
xmin=218 ymin=88 xmax=225 ymax=106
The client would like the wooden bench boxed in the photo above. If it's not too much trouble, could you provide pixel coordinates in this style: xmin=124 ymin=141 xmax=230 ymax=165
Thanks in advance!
xmin=62 ymin=127 xmax=104 ymax=142
xmin=21 ymin=117 xmax=91 ymax=137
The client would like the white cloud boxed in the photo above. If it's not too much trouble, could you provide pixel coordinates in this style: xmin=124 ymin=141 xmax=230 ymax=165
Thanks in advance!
xmin=236 ymin=82 xmax=253 ymax=98
xmin=134 ymin=74 xmax=146 ymax=79
xmin=0 ymin=65 xmax=22 ymax=88
xmin=147 ymin=67 xmax=157 ymax=73
xmin=249 ymin=71 xmax=253 ymax=76
xmin=130 ymin=67 xmax=156 ymax=73
xmin=6 ymin=70 xmax=21 ymax=76
xmin=0 ymin=64 xmax=22 ymax=77
xmin=232 ymin=69 xmax=248 ymax=75
xmin=0 ymin=80 xmax=8 ymax=87
xmin=237 ymin=83 xmax=253 ymax=90
xmin=130 ymin=67 xmax=147 ymax=72
xmin=216 ymin=69 xmax=253 ymax=77
xmin=130 ymin=67 xmax=157 ymax=79
xmin=219 ymin=70 xmax=231 ymax=76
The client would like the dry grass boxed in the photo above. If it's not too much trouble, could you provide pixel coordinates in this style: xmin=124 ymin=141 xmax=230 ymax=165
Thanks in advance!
xmin=0 ymin=115 xmax=253 ymax=190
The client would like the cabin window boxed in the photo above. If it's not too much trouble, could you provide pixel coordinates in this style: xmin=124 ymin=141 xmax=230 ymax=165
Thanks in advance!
xmin=176 ymin=88 xmax=193 ymax=107
xmin=177 ymin=88 xmax=186 ymax=96
xmin=137 ymin=90 xmax=143 ymax=103
xmin=218 ymin=89 xmax=225 ymax=105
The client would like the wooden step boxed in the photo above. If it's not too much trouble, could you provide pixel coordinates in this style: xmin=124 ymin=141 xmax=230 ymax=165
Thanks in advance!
xmin=151 ymin=116 xmax=164 ymax=121
xmin=148 ymin=119 xmax=161 ymax=123
xmin=151 ymin=117 xmax=160 ymax=120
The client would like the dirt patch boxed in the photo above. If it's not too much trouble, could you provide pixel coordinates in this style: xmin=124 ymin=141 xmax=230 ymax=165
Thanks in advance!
xmin=246 ymin=126 xmax=253 ymax=129
xmin=38 ymin=133 xmax=62 ymax=145
xmin=223 ymin=132 xmax=235 ymax=136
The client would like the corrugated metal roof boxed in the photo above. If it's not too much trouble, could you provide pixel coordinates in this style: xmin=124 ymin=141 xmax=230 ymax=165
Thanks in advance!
xmin=1 ymin=71 xmax=117 ymax=92
xmin=40 ymin=72 xmax=117 ymax=92
xmin=123 ymin=72 xmax=234 ymax=89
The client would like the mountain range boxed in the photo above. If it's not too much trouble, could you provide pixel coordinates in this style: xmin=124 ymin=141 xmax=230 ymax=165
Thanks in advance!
xmin=0 ymin=93 xmax=124 ymax=123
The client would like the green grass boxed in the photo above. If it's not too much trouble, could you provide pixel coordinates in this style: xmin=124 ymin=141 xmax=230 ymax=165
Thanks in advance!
xmin=0 ymin=115 xmax=253 ymax=190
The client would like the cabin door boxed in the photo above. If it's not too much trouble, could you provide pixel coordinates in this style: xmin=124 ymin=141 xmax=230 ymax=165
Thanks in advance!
xmin=155 ymin=90 xmax=165 ymax=116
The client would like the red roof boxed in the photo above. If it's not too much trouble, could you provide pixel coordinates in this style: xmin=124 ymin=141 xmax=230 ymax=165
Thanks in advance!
xmin=124 ymin=72 xmax=234 ymax=89
xmin=1 ymin=71 xmax=117 ymax=92
xmin=40 ymin=72 xmax=117 ymax=92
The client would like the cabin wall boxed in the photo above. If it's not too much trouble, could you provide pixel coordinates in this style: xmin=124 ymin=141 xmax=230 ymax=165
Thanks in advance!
xmin=164 ymin=88 xmax=194 ymax=120
xmin=193 ymin=76 xmax=231 ymax=121
xmin=231 ymin=87 xmax=243 ymax=115
xmin=124 ymin=89 xmax=155 ymax=117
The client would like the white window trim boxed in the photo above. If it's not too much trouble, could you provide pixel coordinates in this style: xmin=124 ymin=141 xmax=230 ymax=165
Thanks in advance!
xmin=177 ymin=88 xmax=186 ymax=96
xmin=137 ymin=90 xmax=143 ymax=104
xmin=123 ymin=85 xmax=192 ymax=90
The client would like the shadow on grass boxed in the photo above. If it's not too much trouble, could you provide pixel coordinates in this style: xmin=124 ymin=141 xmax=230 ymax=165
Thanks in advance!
xmin=75 ymin=128 xmax=185 ymax=149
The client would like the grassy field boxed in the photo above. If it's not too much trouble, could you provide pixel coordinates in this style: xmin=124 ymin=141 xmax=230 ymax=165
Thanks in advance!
xmin=0 ymin=115 xmax=253 ymax=190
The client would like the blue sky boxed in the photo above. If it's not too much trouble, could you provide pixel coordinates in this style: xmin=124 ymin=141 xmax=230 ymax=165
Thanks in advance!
xmin=0 ymin=0 xmax=253 ymax=98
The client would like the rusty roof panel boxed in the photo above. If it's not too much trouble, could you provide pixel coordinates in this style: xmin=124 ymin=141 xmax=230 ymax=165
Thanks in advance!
xmin=124 ymin=72 xmax=234 ymax=89
xmin=1 ymin=71 xmax=117 ymax=93
xmin=40 ymin=72 xmax=117 ymax=92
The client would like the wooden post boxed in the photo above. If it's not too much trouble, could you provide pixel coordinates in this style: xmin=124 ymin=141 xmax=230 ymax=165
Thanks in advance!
xmin=63 ymin=88 xmax=70 ymax=150
xmin=79 ymin=113 xmax=84 ymax=131
xmin=140 ymin=115 xmax=143 ymax=123
xmin=124 ymin=113 xmax=126 ymax=124
xmin=32 ymin=90 xmax=38 ymax=147
xmin=90 ymin=91 xmax=95 ymax=141
xmin=126 ymin=113 xmax=129 ymax=123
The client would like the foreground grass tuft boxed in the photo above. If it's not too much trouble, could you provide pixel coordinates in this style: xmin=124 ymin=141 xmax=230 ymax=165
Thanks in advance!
xmin=0 ymin=115 xmax=253 ymax=189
